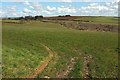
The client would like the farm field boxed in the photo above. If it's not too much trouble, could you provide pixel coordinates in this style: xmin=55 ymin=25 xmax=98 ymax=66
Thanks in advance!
xmin=45 ymin=16 xmax=118 ymax=25
xmin=74 ymin=16 xmax=118 ymax=25
xmin=2 ymin=17 xmax=118 ymax=78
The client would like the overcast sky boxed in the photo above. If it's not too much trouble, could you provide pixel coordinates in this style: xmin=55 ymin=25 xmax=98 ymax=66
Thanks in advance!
xmin=0 ymin=0 xmax=119 ymax=17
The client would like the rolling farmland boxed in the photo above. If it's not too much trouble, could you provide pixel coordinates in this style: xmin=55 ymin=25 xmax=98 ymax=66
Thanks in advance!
xmin=2 ymin=16 xmax=118 ymax=78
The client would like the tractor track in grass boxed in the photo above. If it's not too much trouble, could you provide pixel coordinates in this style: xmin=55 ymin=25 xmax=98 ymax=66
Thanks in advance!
xmin=83 ymin=54 xmax=92 ymax=78
xmin=23 ymin=44 xmax=93 ymax=78
xmin=56 ymin=57 xmax=77 ymax=78
xmin=24 ymin=44 xmax=55 ymax=78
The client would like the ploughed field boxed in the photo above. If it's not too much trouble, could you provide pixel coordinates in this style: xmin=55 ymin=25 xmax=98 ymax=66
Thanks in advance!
xmin=2 ymin=16 xmax=118 ymax=78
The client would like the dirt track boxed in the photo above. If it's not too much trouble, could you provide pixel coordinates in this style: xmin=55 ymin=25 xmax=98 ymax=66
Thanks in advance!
xmin=22 ymin=44 xmax=93 ymax=78
xmin=25 ymin=44 xmax=55 ymax=78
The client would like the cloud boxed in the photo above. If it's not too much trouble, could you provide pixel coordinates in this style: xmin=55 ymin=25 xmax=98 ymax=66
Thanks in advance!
xmin=114 ymin=0 xmax=120 ymax=2
xmin=21 ymin=1 xmax=118 ymax=16
xmin=81 ymin=0 xmax=93 ymax=2
xmin=1 ymin=1 xmax=119 ymax=17
xmin=61 ymin=0 xmax=72 ymax=2
xmin=52 ymin=0 xmax=94 ymax=2
xmin=47 ymin=6 xmax=56 ymax=11
xmin=23 ymin=8 xmax=32 ymax=13
xmin=57 ymin=6 xmax=76 ymax=14
xmin=29 ymin=5 xmax=34 ymax=9
xmin=23 ymin=1 xmax=76 ymax=15
xmin=23 ymin=1 xmax=30 ymax=5
xmin=0 ymin=11 xmax=1 ymax=14
xmin=79 ymin=2 xmax=118 ymax=16
xmin=31 ymin=3 xmax=42 ymax=10
xmin=3 ymin=6 xmax=18 ymax=17
xmin=1 ymin=5 xmax=28 ymax=17
xmin=1 ymin=0 xmax=120 ymax=2
xmin=23 ymin=1 xmax=42 ymax=10
xmin=8 ymin=6 xmax=16 ymax=13
xmin=22 ymin=1 xmax=43 ymax=15
xmin=42 ymin=10 xmax=51 ymax=14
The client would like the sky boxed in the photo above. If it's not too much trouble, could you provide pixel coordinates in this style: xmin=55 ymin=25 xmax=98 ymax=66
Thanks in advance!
xmin=0 ymin=0 xmax=120 ymax=17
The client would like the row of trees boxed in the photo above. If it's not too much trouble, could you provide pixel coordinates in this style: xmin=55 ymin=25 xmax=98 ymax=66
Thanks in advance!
xmin=7 ymin=15 xmax=44 ymax=20
xmin=58 ymin=15 xmax=71 ymax=17
xmin=6 ymin=15 xmax=71 ymax=20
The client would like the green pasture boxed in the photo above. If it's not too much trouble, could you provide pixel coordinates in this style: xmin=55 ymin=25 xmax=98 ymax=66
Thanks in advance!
xmin=75 ymin=16 xmax=118 ymax=25
xmin=2 ymin=20 xmax=118 ymax=78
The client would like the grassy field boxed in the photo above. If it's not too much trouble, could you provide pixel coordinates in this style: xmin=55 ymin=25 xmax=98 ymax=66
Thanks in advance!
xmin=74 ymin=16 xmax=118 ymax=25
xmin=2 ymin=19 xmax=118 ymax=78
xmin=1 ymin=20 xmax=20 ymax=23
